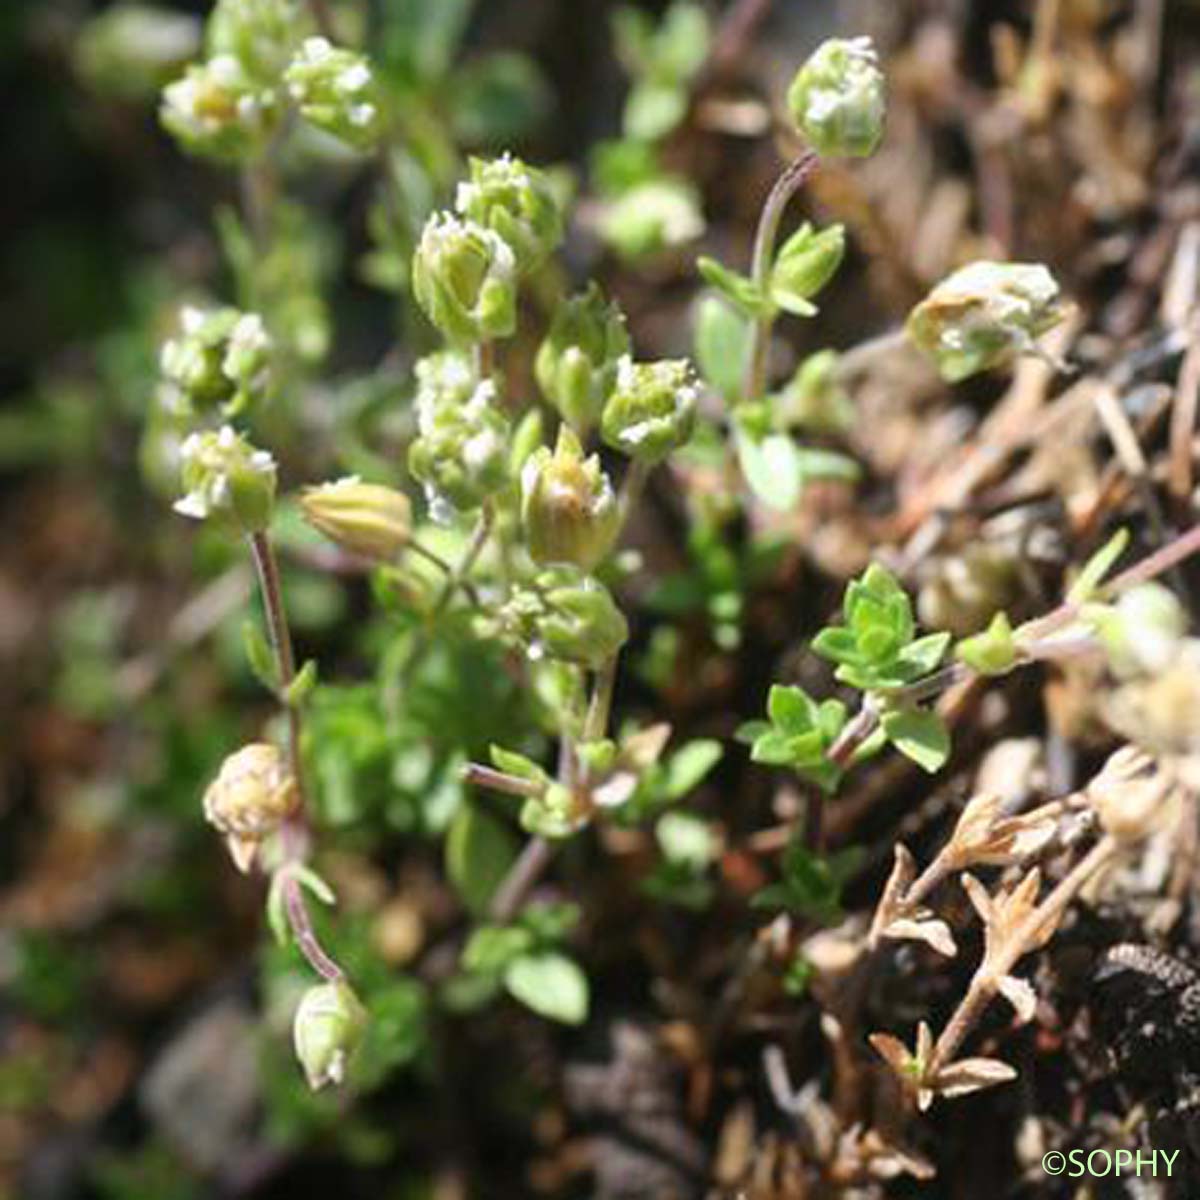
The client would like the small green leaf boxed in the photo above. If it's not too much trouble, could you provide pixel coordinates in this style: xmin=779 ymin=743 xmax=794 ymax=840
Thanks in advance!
xmin=446 ymin=804 xmax=519 ymax=916
xmin=697 ymin=256 xmax=772 ymax=318
xmin=656 ymin=811 xmax=717 ymax=868
xmin=1068 ymin=527 xmax=1130 ymax=604
xmin=266 ymin=872 xmax=289 ymax=947
xmin=897 ymin=632 xmax=951 ymax=677
xmin=665 ymin=739 xmax=723 ymax=799
xmin=794 ymin=446 xmax=860 ymax=483
xmin=750 ymin=730 xmax=796 ymax=766
xmin=463 ymin=925 xmax=535 ymax=976
xmin=242 ymin=619 xmax=278 ymax=692
xmin=625 ymin=79 xmax=688 ymax=140
xmin=504 ymin=952 xmax=589 ymax=1025
xmin=694 ymin=296 xmax=751 ymax=399
xmin=736 ymin=428 xmax=802 ymax=511
xmin=490 ymin=745 xmax=550 ymax=787
xmin=881 ymin=708 xmax=951 ymax=773
xmin=767 ymin=684 xmax=815 ymax=734
xmin=285 ymin=659 xmax=319 ymax=708
xmin=292 ymin=865 xmax=337 ymax=906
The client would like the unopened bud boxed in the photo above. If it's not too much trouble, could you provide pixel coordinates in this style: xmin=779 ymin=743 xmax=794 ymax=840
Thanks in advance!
xmin=521 ymin=427 xmax=619 ymax=570
xmin=203 ymin=742 xmax=298 ymax=872
xmin=1099 ymin=583 xmax=1188 ymax=677
xmin=301 ymin=477 xmax=411 ymax=562
xmin=787 ymin=37 xmax=886 ymax=158
xmin=601 ymin=356 xmax=698 ymax=462
xmin=455 ymin=154 xmax=564 ymax=275
xmin=770 ymin=222 xmax=845 ymax=316
xmin=293 ymin=979 xmax=368 ymax=1091
xmin=412 ymin=213 xmax=517 ymax=344
xmin=285 ymin=37 xmax=383 ymax=150
xmin=174 ymin=425 xmax=277 ymax=532
xmin=535 ymin=283 xmax=629 ymax=434
xmin=160 ymin=306 xmax=272 ymax=417
xmin=535 ymin=569 xmax=629 ymax=669
xmin=907 ymin=261 xmax=1065 ymax=382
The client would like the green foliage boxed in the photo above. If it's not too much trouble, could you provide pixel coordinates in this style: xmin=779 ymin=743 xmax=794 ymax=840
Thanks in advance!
xmin=749 ymin=684 xmax=847 ymax=794
xmin=812 ymin=563 xmax=951 ymax=691
xmin=458 ymin=903 xmax=588 ymax=1025
xmin=752 ymin=841 xmax=861 ymax=921
xmin=612 ymin=3 xmax=709 ymax=141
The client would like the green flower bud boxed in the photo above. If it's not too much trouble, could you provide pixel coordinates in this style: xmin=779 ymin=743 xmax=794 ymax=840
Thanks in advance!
xmin=534 ymin=283 xmax=630 ymax=435
xmin=787 ymin=36 xmax=886 ymax=158
xmin=76 ymin=4 xmax=202 ymax=101
xmin=521 ymin=427 xmax=620 ymax=570
xmin=412 ymin=214 xmax=518 ymax=344
xmin=778 ymin=349 xmax=851 ymax=433
xmin=489 ymin=568 xmax=629 ymax=669
xmin=769 ymin=222 xmax=845 ymax=316
xmin=906 ymin=261 xmax=1065 ymax=382
xmin=956 ymin=612 xmax=1018 ymax=677
xmin=408 ymin=354 xmax=510 ymax=517
xmin=292 ymin=979 xmax=368 ymax=1091
xmin=600 ymin=178 xmax=705 ymax=260
xmin=536 ymin=570 xmax=629 ymax=669
xmin=160 ymin=54 xmax=280 ymax=162
xmin=174 ymin=425 xmax=277 ymax=532
xmin=455 ymin=154 xmax=564 ymax=276
xmin=203 ymin=742 xmax=298 ymax=872
xmin=206 ymin=0 xmax=300 ymax=84
xmin=301 ymin=477 xmax=412 ymax=562
xmin=285 ymin=37 xmax=383 ymax=151
xmin=601 ymin=356 xmax=699 ymax=462
xmin=160 ymin=306 xmax=272 ymax=417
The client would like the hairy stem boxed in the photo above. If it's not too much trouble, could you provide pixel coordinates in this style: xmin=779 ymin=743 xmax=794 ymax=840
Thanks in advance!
xmin=489 ymin=836 xmax=554 ymax=924
xmin=248 ymin=532 xmax=344 ymax=981
xmin=742 ymin=151 xmax=819 ymax=406
xmin=461 ymin=763 xmax=543 ymax=799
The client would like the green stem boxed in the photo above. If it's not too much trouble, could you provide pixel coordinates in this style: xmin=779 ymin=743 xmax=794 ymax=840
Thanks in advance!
xmin=406 ymin=538 xmax=482 ymax=607
xmin=742 ymin=151 xmax=819 ymax=406
xmin=395 ymin=503 xmax=494 ymax=693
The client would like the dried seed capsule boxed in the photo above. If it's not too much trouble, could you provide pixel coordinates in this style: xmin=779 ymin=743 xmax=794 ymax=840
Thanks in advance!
xmin=203 ymin=742 xmax=298 ymax=872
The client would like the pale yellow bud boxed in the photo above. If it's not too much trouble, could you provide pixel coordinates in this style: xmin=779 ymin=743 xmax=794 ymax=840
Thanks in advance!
xmin=203 ymin=742 xmax=299 ymax=872
xmin=300 ymin=476 xmax=412 ymax=562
